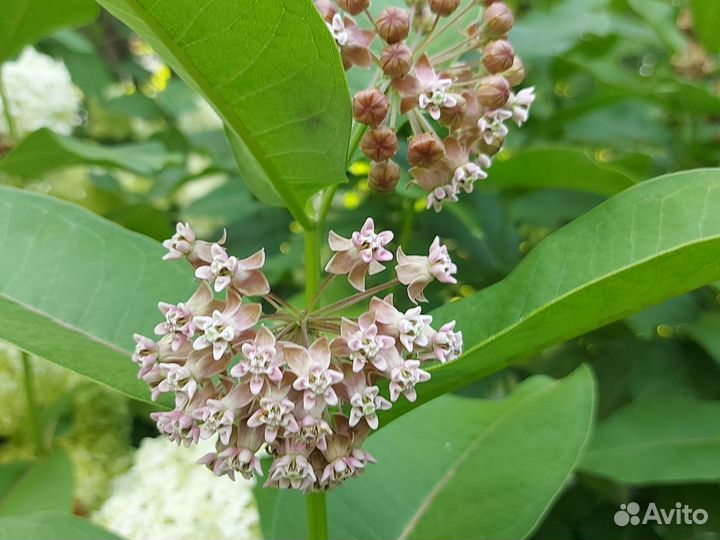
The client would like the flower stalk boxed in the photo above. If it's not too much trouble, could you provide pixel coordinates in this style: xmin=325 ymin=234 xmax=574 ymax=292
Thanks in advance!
xmin=22 ymin=352 xmax=43 ymax=454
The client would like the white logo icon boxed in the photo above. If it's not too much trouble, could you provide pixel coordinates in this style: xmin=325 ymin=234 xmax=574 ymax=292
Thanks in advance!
xmin=614 ymin=502 xmax=708 ymax=527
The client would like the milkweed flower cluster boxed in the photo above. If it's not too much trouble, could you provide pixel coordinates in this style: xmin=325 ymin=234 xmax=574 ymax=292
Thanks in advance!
xmin=0 ymin=47 xmax=83 ymax=138
xmin=132 ymin=218 xmax=462 ymax=492
xmin=316 ymin=0 xmax=534 ymax=210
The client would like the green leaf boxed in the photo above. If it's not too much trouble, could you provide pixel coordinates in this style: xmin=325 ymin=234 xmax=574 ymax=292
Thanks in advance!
xmin=683 ymin=311 xmax=720 ymax=366
xmin=258 ymin=366 xmax=596 ymax=540
xmin=690 ymin=0 xmax=720 ymax=53
xmin=0 ymin=451 xmax=73 ymax=517
xmin=512 ymin=0 xmax=613 ymax=59
xmin=0 ymin=0 xmax=99 ymax=63
xmin=628 ymin=0 xmax=686 ymax=53
xmin=580 ymin=396 xmax=720 ymax=483
xmin=0 ymin=129 xmax=182 ymax=178
xmin=0 ymin=186 xmax=196 ymax=404
xmin=0 ymin=511 xmax=119 ymax=540
xmin=490 ymin=147 xmax=636 ymax=196
xmin=95 ymin=0 xmax=351 ymax=225
xmin=383 ymin=169 xmax=720 ymax=424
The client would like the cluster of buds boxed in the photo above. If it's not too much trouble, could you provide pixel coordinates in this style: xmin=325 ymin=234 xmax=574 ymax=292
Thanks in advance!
xmin=132 ymin=219 xmax=462 ymax=492
xmin=317 ymin=0 xmax=535 ymax=211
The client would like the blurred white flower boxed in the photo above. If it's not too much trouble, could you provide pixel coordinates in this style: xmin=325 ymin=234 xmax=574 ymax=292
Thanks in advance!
xmin=0 ymin=47 xmax=83 ymax=137
xmin=92 ymin=437 xmax=261 ymax=540
xmin=178 ymin=97 xmax=223 ymax=134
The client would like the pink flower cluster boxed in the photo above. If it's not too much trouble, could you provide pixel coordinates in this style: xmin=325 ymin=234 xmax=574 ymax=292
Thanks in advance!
xmin=317 ymin=0 xmax=535 ymax=210
xmin=132 ymin=219 xmax=462 ymax=492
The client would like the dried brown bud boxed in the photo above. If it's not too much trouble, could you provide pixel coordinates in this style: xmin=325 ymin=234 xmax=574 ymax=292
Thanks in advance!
xmin=439 ymin=94 xmax=467 ymax=129
xmin=360 ymin=127 xmax=399 ymax=162
xmin=376 ymin=7 xmax=411 ymax=44
xmin=353 ymin=88 xmax=389 ymax=127
xmin=368 ymin=160 xmax=401 ymax=193
xmin=483 ymin=40 xmax=515 ymax=74
xmin=503 ymin=56 xmax=526 ymax=86
xmin=337 ymin=0 xmax=370 ymax=16
xmin=483 ymin=2 xmax=514 ymax=36
xmin=380 ymin=42 xmax=413 ymax=78
xmin=476 ymin=75 xmax=510 ymax=109
xmin=429 ymin=0 xmax=461 ymax=16
xmin=408 ymin=132 xmax=445 ymax=167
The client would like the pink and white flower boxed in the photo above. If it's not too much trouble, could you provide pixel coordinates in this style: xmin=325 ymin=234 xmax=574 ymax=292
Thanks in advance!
xmin=192 ymin=293 xmax=261 ymax=360
xmin=285 ymin=337 xmax=343 ymax=410
xmin=230 ymin=326 xmax=283 ymax=395
xmin=325 ymin=218 xmax=393 ymax=291
xmin=396 ymin=237 xmax=457 ymax=303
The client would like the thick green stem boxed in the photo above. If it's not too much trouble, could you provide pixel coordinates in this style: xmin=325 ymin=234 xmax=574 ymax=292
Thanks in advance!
xmin=304 ymin=225 xmax=322 ymax=305
xmin=302 ymin=225 xmax=328 ymax=538
xmin=21 ymin=352 xmax=43 ymax=454
xmin=306 ymin=491 xmax=328 ymax=540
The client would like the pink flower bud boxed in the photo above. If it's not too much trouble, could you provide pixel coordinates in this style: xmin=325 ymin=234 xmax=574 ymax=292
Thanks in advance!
xmin=483 ymin=2 xmax=514 ymax=36
xmin=352 ymin=88 xmax=389 ymax=127
xmin=337 ymin=0 xmax=369 ymax=16
xmin=408 ymin=132 xmax=445 ymax=167
xmin=428 ymin=0 xmax=461 ymax=16
xmin=504 ymin=56 xmax=526 ymax=86
xmin=376 ymin=7 xmax=411 ymax=44
xmin=476 ymin=74 xmax=510 ymax=109
xmin=483 ymin=39 xmax=515 ymax=74
xmin=380 ymin=42 xmax=413 ymax=78
xmin=368 ymin=160 xmax=401 ymax=193
xmin=360 ymin=126 xmax=399 ymax=162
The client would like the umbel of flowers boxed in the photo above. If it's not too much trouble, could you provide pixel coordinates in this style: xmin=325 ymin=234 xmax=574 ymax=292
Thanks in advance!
xmin=318 ymin=0 xmax=534 ymax=211
xmin=132 ymin=219 xmax=462 ymax=492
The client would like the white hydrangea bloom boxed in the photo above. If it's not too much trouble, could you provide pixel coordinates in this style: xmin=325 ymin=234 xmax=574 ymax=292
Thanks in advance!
xmin=0 ymin=47 xmax=83 ymax=137
xmin=92 ymin=437 xmax=261 ymax=540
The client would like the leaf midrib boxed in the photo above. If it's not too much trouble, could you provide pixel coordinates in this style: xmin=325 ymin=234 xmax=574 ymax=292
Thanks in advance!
xmin=101 ymin=0 xmax=311 ymax=226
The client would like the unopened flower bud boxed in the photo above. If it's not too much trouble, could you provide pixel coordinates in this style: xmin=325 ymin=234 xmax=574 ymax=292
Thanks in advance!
xmin=439 ymin=94 xmax=467 ymax=129
xmin=503 ymin=56 xmax=526 ymax=86
xmin=483 ymin=2 xmax=514 ymax=36
xmin=369 ymin=160 xmax=401 ymax=193
xmin=476 ymin=135 xmax=504 ymax=156
xmin=361 ymin=127 xmax=399 ymax=161
xmin=337 ymin=0 xmax=370 ymax=16
xmin=353 ymin=88 xmax=389 ymax=127
xmin=376 ymin=7 xmax=411 ymax=44
xmin=408 ymin=132 xmax=445 ymax=167
xmin=429 ymin=0 xmax=461 ymax=16
xmin=483 ymin=40 xmax=515 ymax=74
xmin=476 ymin=75 xmax=510 ymax=109
xmin=381 ymin=42 xmax=413 ymax=78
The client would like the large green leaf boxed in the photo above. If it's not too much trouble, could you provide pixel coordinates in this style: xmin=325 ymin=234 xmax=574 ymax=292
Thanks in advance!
xmin=257 ymin=366 xmax=596 ymax=540
xmin=383 ymin=169 xmax=720 ymax=424
xmin=95 ymin=0 xmax=351 ymax=225
xmin=0 ymin=451 xmax=73 ymax=517
xmin=580 ymin=396 xmax=720 ymax=483
xmin=489 ymin=147 xmax=636 ymax=196
xmin=0 ymin=128 xmax=182 ymax=178
xmin=0 ymin=0 xmax=99 ymax=63
xmin=0 ymin=511 xmax=119 ymax=540
xmin=0 ymin=186 xmax=195 ymax=404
